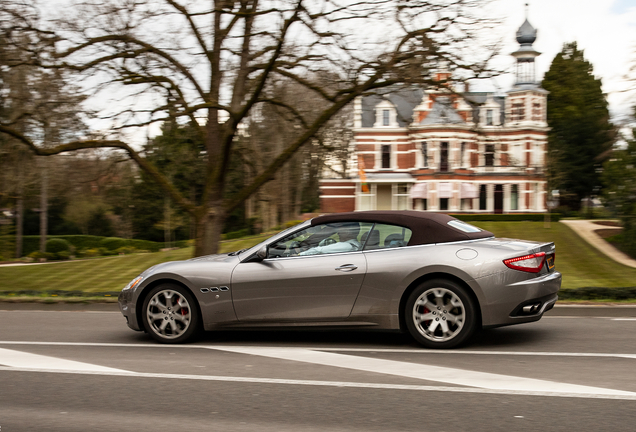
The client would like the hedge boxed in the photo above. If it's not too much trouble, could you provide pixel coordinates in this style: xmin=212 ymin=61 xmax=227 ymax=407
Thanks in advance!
xmin=558 ymin=287 xmax=636 ymax=301
xmin=452 ymin=213 xmax=561 ymax=222
xmin=6 ymin=235 xmax=170 ymax=256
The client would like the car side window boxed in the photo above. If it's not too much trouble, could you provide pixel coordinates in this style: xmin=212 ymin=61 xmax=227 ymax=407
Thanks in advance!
xmin=363 ymin=223 xmax=412 ymax=251
xmin=268 ymin=222 xmax=373 ymax=258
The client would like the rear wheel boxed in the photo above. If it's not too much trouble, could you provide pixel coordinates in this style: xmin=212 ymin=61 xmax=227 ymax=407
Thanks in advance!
xmin=142 ymin=283 xmax=200 ymax=343
xmin=405 ymin=279 xmax=477 ymax=349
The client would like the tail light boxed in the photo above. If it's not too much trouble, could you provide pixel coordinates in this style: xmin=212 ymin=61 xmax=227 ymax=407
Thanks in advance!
xmin=503 ymin=252 xmax=546 ymax=273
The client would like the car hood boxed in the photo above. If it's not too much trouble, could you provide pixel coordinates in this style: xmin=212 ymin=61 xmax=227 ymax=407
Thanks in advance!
xmin=188 ymin=253 xmax=234 ymax=262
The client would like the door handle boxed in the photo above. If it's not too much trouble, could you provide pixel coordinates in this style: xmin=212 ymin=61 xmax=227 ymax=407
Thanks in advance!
xmin=335 ymin=264 xmax=358 ymax=272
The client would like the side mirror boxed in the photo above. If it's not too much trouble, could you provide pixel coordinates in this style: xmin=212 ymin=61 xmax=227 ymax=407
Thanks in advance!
xmin=255 ymin=245 xmax=268 ymax=261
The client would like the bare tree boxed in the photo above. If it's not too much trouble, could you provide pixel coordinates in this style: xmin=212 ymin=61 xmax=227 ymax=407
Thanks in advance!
xmin=1 ymin=0 xmax=497 ymax=256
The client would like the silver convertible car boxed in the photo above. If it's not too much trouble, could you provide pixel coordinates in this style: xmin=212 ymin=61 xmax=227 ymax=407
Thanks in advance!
xmin=118 ymin=211 xmax=561 ymax=348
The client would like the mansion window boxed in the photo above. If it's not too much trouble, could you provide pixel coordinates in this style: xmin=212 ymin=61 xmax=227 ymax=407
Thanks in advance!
xmin=479 ymin=185 xmax=487 ymax=210
xmin=396 ymin=184 xmax=409 ymax=210
xmin=511 ymin=184 xmax=519 ymax=210
xmin=485 ymin=144 xmax=495 ymax=167
xmin=421 ymin=142 xmax=428 ymax=167
xmin=512 ymin=101 xmax=525 ymax=121
xmin=381 ymin=144 xmax=391 ymax=169
xmin=439 ymin=198 xmax=449 ymax=211
xmin=486 ymin=109 xmax=493 ymax=126
xmin=382 ymin=110 xmax=390 ymax=126
xmin=532 ymin=102 xmax=542 ymax=121
xmin=440 ymin=142 xmax=449 ymax=172
xmin=460 ymin=142 xmax=466 ymax=167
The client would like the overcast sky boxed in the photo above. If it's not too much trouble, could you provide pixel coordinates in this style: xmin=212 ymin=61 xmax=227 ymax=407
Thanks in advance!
xmin=481 ymin=0 xmax=636 ymax=123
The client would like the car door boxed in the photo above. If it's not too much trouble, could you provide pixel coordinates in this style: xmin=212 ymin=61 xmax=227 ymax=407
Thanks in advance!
xmin=230 ymin=222 xmax=371 ymax=322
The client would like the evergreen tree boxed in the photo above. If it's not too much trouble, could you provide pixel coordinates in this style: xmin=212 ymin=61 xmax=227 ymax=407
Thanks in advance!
xmin=542 ymin=42 xmax=615 ymax=211
xmin=603 ymin=126 xmax=636 ymax=258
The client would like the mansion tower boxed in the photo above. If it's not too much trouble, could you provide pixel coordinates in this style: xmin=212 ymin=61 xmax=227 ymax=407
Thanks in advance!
xmin=319 ymin=18 xmax=549 ymax=214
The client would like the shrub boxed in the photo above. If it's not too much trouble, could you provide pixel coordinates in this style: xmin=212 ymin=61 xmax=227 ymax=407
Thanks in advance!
xmin=98 ymin=247 xmax=116 ymax=256
xmin=100 ymin=237 xmax=127 ymax=251
xmin=115 ymin=246 xmax=137 ymax=255
xmin=78 ymin=248 xmax=101 ymax=258
xmin=128 ymin=239 xmax=162 ymax=252
xmin=222 ymin=229 xmax=250 ymax=240
xmin=55 ymin=250 xmax=72 ymax=260
xmin=28 ymin=250 xmax=48 ymax=260
xmin=46 ymin=238 xmax=71 ymax=254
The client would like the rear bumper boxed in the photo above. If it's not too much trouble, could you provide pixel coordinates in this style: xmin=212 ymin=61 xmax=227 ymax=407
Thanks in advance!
xmin=480 ymin=270 xmax=562 ymax=328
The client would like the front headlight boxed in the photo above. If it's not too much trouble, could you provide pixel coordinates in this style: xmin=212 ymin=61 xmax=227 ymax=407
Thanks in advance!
xmin=123 ymin=276 xmax=144 ymax=291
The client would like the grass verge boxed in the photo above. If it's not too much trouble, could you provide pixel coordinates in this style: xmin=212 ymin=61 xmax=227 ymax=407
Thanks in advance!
xmin=470 ymin=221 xmax=636 ymax=289
xmin=0 ymin=234 xmax=270 ymax=298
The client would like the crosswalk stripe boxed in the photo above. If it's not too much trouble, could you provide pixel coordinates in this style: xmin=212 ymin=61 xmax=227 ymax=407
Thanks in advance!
xmin=0 ymin=343 xmax=634 ymax=398
xmin=0 ymin=347 xmax=130 ymax=373
xmin=210 ymin=346 xmax=636 ymax=397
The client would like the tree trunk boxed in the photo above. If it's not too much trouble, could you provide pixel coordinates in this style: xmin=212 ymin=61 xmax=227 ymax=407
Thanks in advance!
xmin=39 ymin=159 xmax=48 ymax=253
xmin=15 ymin=153 xmax=24 ymax=258
xmin=193 ymin=205 xmax=225 ymax=257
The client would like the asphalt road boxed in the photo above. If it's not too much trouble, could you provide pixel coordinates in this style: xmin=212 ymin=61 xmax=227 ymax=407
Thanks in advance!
xmin=0 ymin=303 xmax=635 ymax=431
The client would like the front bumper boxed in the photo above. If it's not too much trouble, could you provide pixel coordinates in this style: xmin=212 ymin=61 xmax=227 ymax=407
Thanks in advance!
xmin=118 ymin=288 xmax=141 ymax=331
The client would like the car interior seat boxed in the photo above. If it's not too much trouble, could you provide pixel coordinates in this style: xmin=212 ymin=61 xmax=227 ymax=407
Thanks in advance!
xmin=361 ymin=230 xmax=381 ymax=249
xmin=384 ymin=233 xmax=406 ymax=248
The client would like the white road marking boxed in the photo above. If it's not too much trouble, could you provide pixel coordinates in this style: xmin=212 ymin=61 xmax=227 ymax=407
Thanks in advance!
xmin=1 ymin=366 xmax=635 ymax=401
xmin=0 ymin=341 xmax=636 ymax=359
xmin=0 ymin=342 xmax=634 ymax=399
xmin=0 ymin=347 xmax=130 ymax=373
xmin=209 ymin=346 xmax=636 ymax=397
xmin=612 ymin=318 xmax=636 ymax=321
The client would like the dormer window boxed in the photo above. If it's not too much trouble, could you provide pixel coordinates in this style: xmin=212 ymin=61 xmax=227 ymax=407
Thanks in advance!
xmin=374 ymin=100 xmax=398 ymax=127
xmin=481 ymin=96 xmax=500 ymax=126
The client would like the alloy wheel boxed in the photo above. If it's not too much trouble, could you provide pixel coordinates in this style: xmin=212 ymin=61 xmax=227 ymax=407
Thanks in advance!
xmin=412 ymin=287 xmax=465 ymax=343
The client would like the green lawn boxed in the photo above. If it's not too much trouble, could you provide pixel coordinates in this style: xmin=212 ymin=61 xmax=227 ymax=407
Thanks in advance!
xmin=1 ymin=222 xmax=634 ymax=295
xmin=471 ymin=221 xmax=636 ymax=289
xmin=0 ymin=234 xmax=270 ymax=294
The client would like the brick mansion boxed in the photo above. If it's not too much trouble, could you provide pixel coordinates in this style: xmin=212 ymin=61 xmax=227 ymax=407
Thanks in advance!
xmin=319 ymin=18 xmax=549 ymax=214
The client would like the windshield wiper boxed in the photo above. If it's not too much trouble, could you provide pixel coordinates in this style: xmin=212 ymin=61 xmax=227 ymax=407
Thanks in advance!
xmin=228 ymin=248 xmax=247 ymax=256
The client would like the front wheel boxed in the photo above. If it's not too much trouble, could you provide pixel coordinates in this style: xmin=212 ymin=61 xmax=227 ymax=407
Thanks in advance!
xmin=142 ymin=283 xmax=200 ymax=343
xmin=404 ymin=279 xmax=477 ymax=349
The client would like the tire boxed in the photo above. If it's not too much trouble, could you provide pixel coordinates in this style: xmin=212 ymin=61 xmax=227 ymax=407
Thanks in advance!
xmin=404 ymin=279 xmax=477 ymax=349
xmin=142 ymin=283 xmax=200 ymax=344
